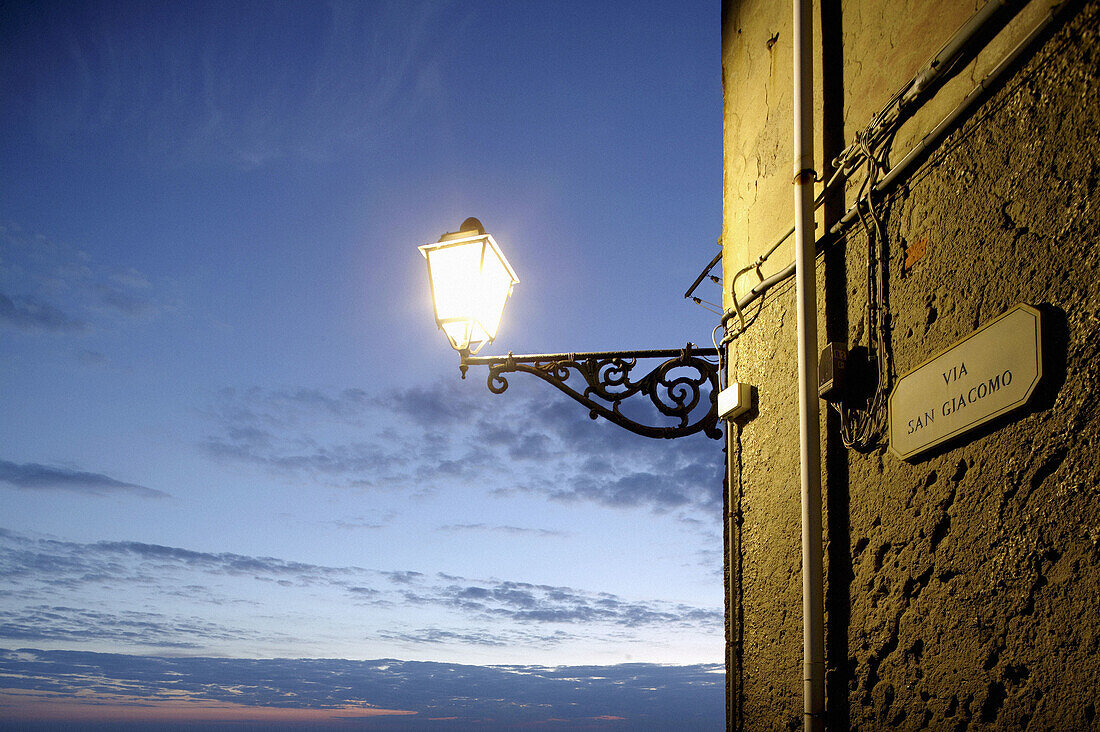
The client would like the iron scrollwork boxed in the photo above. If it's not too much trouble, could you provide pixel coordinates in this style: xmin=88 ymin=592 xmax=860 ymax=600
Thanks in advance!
xmin=460 ymin=344 xmax=722 ymax=440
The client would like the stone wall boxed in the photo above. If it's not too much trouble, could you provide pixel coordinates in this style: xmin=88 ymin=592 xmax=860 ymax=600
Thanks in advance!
xmin=721 ymin=0 xmax=1100 ymax=728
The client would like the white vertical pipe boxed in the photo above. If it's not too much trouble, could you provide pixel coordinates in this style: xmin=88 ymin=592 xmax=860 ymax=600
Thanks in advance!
xmin=793 ymin=0 xmax=825 ymax=729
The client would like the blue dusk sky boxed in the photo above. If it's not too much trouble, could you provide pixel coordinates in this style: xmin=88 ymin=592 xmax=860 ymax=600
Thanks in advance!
xmin=0 ymin=0 xmax=725 ymax=727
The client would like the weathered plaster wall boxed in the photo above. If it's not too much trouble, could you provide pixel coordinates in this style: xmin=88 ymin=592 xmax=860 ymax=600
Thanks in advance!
xmin=721 ymin=0 xmax=815 ymax=300
xmin=721 ymin=0 xmax=1069 ymax=292
xmin=722 ymin=0 xmax=1100 ymax=728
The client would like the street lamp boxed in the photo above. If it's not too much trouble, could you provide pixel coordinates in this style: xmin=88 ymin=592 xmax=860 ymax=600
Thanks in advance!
xmin=420 ymin=219 xmax=723 ymax=440
xmin=418 ymin=217 xmax=519 ymax=355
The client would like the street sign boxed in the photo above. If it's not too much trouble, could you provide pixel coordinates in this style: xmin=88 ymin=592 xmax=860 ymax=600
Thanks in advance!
xmin=888 ymin=304 xmax=1043 ymax=460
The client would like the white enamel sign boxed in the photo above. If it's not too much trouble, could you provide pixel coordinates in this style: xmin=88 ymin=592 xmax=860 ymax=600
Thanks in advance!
xmin=888 ymin=304 xmax=1042 ymax=460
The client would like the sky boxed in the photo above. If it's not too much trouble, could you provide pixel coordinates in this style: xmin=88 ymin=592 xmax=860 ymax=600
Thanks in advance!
xmin=0 ymin=0 xmax=725 ymax=727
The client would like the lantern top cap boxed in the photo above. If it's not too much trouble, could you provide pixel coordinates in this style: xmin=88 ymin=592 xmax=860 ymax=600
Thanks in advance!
xmin=459 ymin=217 xmax=484 ymax=234
xmin=438 ymin=217 xmax=486 ymax=243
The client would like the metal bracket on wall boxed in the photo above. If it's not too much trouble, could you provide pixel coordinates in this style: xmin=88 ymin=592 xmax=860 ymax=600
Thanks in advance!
xmin=460 ymin=345 xmax=722 ymax=440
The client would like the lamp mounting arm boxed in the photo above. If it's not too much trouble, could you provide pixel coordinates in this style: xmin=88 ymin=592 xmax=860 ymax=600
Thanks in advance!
xmin=460 ymin=344 xmax=722 ymax=440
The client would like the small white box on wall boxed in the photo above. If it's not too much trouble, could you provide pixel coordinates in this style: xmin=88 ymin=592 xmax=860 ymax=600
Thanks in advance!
xmin=717 ymin=382 xmax=753 ymax=420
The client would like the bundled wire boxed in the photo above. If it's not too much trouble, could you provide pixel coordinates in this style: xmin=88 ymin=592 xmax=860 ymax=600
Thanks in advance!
xmin=818 ymin=60 xmax=911 ymax=449
xmin=833 ymin=122 xmax=896 ymax=450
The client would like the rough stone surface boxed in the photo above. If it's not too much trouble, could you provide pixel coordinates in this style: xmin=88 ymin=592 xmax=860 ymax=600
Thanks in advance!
xmin=722 ymin=0 xmax=1100 ymax=728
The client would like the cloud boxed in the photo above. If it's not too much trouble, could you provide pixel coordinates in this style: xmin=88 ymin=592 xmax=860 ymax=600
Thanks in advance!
xmin=380 ymin=570 xmax=425 ymax=586
xmin=74 ymin=349 xmax=107 ymax=366
xmin=0 ymin=460 xmax=166 ymax=498
xmin=376 ymin=626 xmax=585 ymax=651
xmin=437 ymin=523 xmax=571 ymax=539
xmin=317 ymin=518 xmax=390 ymax=531
xmin=561 ymin=471 xmax=694 ymax=509
xmin=0 ymin=2 xmax=461 ymax=168
xmin=203 ymin=435 xmax=407 ymax=480
xmin=0 ymin=293 xmax=88 ymax=333
xmin=95 ymin=284 xmax=157 ymax=317
xmin=0 ymin=531 xmax=348 ymax=595
xmin=0 ymin=606 xmax=282 ymax=648
xmin=204 ymin=387 xmax=375 ymax=444
xmin=375 ymin=382 xmax=490 ymax=427
xmin=0 ymin=648 xmax=725 ymax=728
xmin=0 ymin=530 xmax=720 ymax=656
xmin=402 ymin=577 xmax=721 ymax=630
xmin=92 ymin=541 xmax=347 ymax=581
xmin=377 ymin=627 xmax=511 ymax=647
xmin=202 ymin=381 xmax=723 ymax=514
xmin=0 ymin=223 xmax=168 ymax=337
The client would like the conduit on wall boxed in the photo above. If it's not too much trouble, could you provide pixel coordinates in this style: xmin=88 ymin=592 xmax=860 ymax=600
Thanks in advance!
xmin=792 ymin=0 xmax=825 ymax=728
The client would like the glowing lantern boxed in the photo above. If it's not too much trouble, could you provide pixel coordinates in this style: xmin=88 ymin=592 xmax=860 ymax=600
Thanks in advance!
xmin=419 ymin=218 xmax=519 ymax=354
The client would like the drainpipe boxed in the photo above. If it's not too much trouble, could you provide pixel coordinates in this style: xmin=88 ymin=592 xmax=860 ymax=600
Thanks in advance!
xmin=793 ymin=0 xmax=825 ymax=729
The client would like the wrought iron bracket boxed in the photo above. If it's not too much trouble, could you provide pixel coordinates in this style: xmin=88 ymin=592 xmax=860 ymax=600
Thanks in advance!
xmin=459 ymin=344 xmax=722 ymax=440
